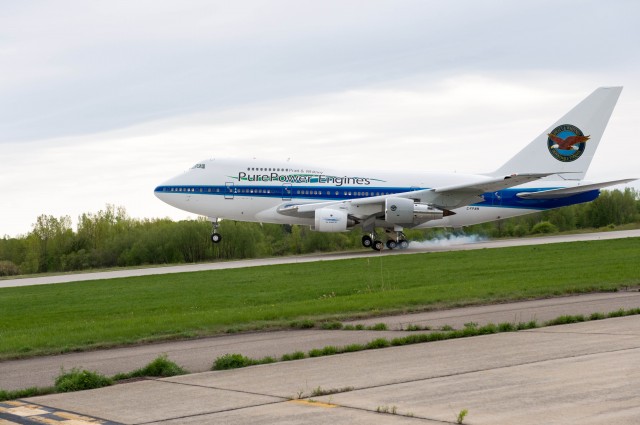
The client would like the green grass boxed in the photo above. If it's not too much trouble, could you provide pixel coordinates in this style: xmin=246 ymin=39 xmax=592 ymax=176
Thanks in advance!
xmin=0 ymin=238 xmax=638 ymax=359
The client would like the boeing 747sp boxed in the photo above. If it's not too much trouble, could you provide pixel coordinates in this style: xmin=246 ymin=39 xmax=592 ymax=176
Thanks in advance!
xmin=155 ymin=87 xmax=635 ymax=250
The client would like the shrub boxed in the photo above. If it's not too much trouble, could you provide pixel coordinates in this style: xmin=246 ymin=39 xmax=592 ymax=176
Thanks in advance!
xmin=258 ymin=356 xmax=276 ymax=364
xmin=365 ymin=338 xmax=390 ymax=349
xmin=290 ymin=320 xmax=315 ymax=329
xmin=392 ymin=334 xmax=429 ymax=346
xmin=369 ymin=323 xmax=388 ymax=331
xmin=308 ymin=348 xmax=324 ymax=357
xmin=212 ymin=353 xmax=254 ymax=370
xmin=545 ymin=315 xmax=585 ymax=326
xmin=321 ymin=321 xmax=343 ymax=330
xmin=341 ymin=343 xmax=365 ymax=352
xmin=309 ymin=346 xmax=338 ymax=357
xmin=512 ymin=224 xmax=528 ymax=237
xmin=498 ymin=322 xmax=515 ymax=332
xmin=55 ymin=368 xmax=112 ymax=392
xmin=517 ymin=320 xmax=538 ymax=330
xmin=135 ymin=355 xmax=187 ymax=377
xmin=405 ymin=324 xmax=428 ymax=331
xmin=281 ymin=351 xmax=305 ymax=361
xmin=608 ymin=309 xmax=626 ymax=318
xmin=321 ymin=346 xmax=338 ymax=355
xmin=530 ymin=221 xmax=558 ymax=234
xmin=0 ymin=260 xmax=19 ymax=276
xmin=0 ymin=387 xmax=55 ymax=401
xmin=477 ymin=323 xmax=498 ymax=335
xmin=428 ymin=332 xmax=446 ymax=341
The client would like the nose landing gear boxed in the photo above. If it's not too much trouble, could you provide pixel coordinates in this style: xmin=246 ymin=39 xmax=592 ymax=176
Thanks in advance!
xmin=210 ymin=218 xmax=222 ymax=244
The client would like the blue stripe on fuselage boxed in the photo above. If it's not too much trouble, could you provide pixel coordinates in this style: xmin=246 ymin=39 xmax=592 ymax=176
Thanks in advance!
xmin=154 ymin=185 xmax=601 ymax=210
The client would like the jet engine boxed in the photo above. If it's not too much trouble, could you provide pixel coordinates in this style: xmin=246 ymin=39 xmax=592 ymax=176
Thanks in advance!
xmin=385 ymin=197 xmax=414 ymax=224
xmin=314 ymin=208 xmax=349 ymax=232
xmin=385 ymin=197 xmax=447 ymax=225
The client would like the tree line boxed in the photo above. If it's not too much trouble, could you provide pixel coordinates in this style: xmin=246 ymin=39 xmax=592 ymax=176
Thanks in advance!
xmin=0 ymin=189 xmax=638 ymax=276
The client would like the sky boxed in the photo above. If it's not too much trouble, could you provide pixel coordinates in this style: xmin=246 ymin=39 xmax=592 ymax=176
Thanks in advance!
xmin=1 ymin=0 xmax=639 ymax=237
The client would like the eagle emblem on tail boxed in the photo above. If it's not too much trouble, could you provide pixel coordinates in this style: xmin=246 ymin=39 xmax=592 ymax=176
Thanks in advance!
xmin=547 ymin=133 xmax=591 ymax=150
xmin=547 ymin=124 xmax=588 ymax=162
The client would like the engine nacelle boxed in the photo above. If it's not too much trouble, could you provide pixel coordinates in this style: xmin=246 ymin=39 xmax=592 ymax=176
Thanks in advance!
xmin=314 ymin=208 xmax=349 ymax=232
xmin=385 ymin=197 xmax=415 ymax=224
xmin=385 ymin=197 xmax=447 ymax=225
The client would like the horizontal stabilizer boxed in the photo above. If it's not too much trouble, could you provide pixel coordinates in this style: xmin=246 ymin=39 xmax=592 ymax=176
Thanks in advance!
xmin=516 ymin=178 xmax=637 ymax=199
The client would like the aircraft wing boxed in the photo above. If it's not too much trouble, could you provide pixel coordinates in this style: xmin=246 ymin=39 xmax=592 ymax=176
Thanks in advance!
xmin=277 ymin=173 xmax=555 ymax=219
xmin=386 ymin=173 xmax=555 ymax=209
xmin=516 ymin=178 xmax=637 ymax=199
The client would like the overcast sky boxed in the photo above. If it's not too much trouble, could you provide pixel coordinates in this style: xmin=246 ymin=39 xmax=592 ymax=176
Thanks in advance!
xmin=1 ymin=0 xmax=639 ymax=237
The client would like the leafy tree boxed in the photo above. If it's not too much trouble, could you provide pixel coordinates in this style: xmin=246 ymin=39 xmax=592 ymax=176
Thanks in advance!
xmin=0 ymin=189 xmax=638 ymax=275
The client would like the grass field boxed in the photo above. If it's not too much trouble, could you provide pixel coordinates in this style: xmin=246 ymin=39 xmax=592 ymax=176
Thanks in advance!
xmin=0 ymin=238 xmax=638 ymax=360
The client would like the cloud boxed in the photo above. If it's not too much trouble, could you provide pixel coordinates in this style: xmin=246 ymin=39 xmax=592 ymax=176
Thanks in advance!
xmin=1 ymin=1 xmax=639 ymax=236
xmin=3 ymin=1 xmax=639 ymax=143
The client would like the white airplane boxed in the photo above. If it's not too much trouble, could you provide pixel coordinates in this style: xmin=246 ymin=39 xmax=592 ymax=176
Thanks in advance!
xmin=155 ymin=87 xmax=635 ymax=251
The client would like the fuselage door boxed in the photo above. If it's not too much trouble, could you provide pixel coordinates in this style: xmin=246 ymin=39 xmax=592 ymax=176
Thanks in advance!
xmin=282 ymin=183 xmax=292 ymax=201
xmin=225 ymin=182 xmax=235 ymax=200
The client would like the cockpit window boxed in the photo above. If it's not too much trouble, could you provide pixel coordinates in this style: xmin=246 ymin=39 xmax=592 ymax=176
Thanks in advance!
xmin=191 ymin=163 xmax=206 ymax=169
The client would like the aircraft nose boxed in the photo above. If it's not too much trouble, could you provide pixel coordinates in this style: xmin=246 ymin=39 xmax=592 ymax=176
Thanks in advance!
xmin=154 ymin=174 xmax=180 ymax=202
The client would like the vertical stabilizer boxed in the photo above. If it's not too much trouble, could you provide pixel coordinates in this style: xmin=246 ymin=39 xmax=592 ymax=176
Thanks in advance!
xmin=490 ymin=87 xmax=622 ymax=180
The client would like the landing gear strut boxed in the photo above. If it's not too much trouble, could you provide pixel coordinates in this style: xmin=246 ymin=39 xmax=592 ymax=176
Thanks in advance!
xmin=210 ymin=218 xmax=222 ymax=244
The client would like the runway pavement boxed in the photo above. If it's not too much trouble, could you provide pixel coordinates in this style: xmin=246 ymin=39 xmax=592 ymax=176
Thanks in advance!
xmin=2 ymin=229 xmax=639 ymax=288
xmin=6 ymin=314 xmax=640 ymax=424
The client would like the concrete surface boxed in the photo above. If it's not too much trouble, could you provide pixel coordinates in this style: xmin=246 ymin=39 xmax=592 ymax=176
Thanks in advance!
xmin=20 ymin=315 xmax=640 ymax=424
xmin=2 ymin=229 xmax=639 ymax=288
xmin=2 ymin=291 xmax=639 ymax=392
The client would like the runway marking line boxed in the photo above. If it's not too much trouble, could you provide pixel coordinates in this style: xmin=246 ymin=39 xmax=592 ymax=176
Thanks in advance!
xmin=0 ymin=401 xmax=120 ymax=425
xmin=0 ymin=405 xmax=49 ymax=417
xmin=289 ymin=399 xmax=338 ymax=408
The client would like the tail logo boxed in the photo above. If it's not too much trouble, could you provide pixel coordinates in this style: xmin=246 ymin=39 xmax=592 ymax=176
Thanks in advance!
xmin=547 ymin=124 xmax=590 ymax=162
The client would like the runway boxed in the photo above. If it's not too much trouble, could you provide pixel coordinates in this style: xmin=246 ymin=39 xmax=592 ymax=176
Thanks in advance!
xmin=2 ymin=229 xmax=639 ymax=288
xmin=6 ymin=302 xmax=640 ymax=424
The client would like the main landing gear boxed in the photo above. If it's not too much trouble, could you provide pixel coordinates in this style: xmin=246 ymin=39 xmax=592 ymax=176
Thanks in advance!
xmin=362 ymin=232 xmax=409 ymax=251
xmin=362 ymin=234 xmax=384 ymax=251
xmin=210 ymin=218 xmax=222 ymax=244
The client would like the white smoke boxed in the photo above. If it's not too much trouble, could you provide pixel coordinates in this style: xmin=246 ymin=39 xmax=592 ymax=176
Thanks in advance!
xmin=406 ymin=233 xmax=487 ymax=249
